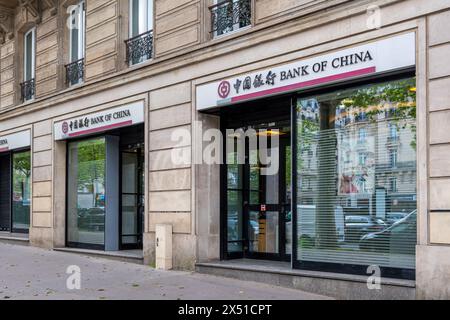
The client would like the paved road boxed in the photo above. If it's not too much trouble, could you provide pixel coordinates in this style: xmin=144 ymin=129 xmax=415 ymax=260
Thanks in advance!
xmin=0 ymin=243 xmax=330 ymax=300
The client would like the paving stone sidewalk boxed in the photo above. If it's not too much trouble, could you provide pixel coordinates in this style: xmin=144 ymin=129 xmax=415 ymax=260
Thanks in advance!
xmin=0 ymin=242 xmax=331 ymax=300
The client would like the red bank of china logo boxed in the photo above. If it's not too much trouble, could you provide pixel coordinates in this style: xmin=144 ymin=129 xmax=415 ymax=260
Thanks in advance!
xmin=62 ymin=121 xmax=69 ymax=134
xmin=218 ymin=81 xmax=231 ymax=99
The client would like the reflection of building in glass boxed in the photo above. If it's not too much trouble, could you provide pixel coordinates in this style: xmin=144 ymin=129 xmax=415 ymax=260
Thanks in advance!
xmin=335 ymin=104 xmax=417 ymax=215
xmin=297 ymin=79 xmax=417 ymax=271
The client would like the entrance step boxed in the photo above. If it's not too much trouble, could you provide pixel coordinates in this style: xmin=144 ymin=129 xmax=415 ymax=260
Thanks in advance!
xmin=0 ymin=232 xmax=29 ymax=246
xmin=196 ymin=259 xmax=416 ymax=300
xmin=54 ymin=247 xmax=144 ymax=265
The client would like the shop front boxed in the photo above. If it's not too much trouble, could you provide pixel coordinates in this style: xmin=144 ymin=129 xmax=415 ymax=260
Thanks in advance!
xmin=0 ymin=130 xmax=31 ymax=234
xmin=197 ymin=32 xmax=418 ymax=280
xmin=54 ymin=101 xmax=145 ymax=251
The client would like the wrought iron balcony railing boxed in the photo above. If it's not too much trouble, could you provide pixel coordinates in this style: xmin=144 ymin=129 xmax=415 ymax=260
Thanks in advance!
xmin=65 ymin=58 xmax=85 ymax=86
xmin=125 ymin=30 xmax=153 ymax=65
xmin=210 ymin=0 xmax=251 ymax=36
xmin=387 ymin=135 xmax=400 ymax=144
xmin=20 ymin=78 xmax=35 ymax=102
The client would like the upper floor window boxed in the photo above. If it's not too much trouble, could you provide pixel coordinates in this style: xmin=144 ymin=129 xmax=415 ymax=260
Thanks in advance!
xmin=358 ymin=153 xmax=367 ymax=166
xmin=21 ymin=28 xmax=36 ymax=102
xmin=66 ymin=1 xmax=86 ymax=86
xmin=210 ymin=0 xmax=251 ymax=38
xmin=389 ymin=177 xmax=398 ymax=192
xmin=358 ymin=127 xmax=367 ymax=143
xmin=126 ymin=0 xmax=154 ymax=65
xmin=389 ymin=124 xmax=398 ymax=139
xmin=390 ymin=149 xmax=398 ymax=168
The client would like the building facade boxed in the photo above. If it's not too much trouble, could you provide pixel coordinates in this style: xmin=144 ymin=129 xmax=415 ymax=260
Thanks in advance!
xmin=1 ymin=0 xmax=450 ymax=299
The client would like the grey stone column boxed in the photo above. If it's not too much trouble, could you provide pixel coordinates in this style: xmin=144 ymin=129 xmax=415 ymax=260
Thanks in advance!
xmin=105 ymin=135 xmax=119 ymax=251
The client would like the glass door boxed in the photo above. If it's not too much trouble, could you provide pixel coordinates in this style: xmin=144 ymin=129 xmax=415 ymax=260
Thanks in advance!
xmin=120 ymin=146 xmax=144 ymax=249
xmin=224 ymin=120 xmax=291 ymax=261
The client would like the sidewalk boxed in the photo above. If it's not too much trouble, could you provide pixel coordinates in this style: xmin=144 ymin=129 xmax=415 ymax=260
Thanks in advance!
xmin=0 ymin=243 xmax=332 ymax=300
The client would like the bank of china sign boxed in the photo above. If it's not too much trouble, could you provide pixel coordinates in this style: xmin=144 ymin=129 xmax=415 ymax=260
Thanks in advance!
xmin=54 ymin=101 xmax=145 ymax=140
xmin=196 ymin=32 xmax=416 ymax=111
xmin=0 ymin=130 xmax=31 ymax=153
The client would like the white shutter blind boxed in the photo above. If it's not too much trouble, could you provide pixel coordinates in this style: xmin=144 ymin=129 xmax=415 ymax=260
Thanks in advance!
xmin=296 ymin=78 xmax=417 ymax=272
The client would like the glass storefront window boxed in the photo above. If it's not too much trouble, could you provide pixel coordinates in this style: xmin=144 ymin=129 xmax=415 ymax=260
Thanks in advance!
xmin=296 ymin=78 xmax=417 ymax=274
xmin=67 ymin=137 xmax=106 ymax=247
xmin=12 ymin=151 xmax=31 ymax=231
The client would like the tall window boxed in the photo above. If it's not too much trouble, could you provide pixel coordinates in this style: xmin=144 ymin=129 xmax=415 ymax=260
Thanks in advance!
xmin=358 ymin=153 xmax=367 ymax=166
xmin=210 ymin=0 xmax=251 ymax=37
xmin=390 ymin=124 xmax=398 ymax=139
xmin=67 ymin=137 xmax=106 ymax=248
xmin=390 ymin=149 xmax=398 ymax=168
xmin=126 ymin=0 xmax=153 ymax=65
xmin=296 ymin=78 xmax=417 ymax=278
xmin=358 ymin=127 xmax=367 ymax=143
xmin=21 ymin=28 xmax=35 ymax=102
xmin=389 ymin=177 xmax=398 ymax=193
xmin=130 ymin=0 xmax=153 ymax=38
xmin=66 ymin=1 xmax=86 ymax=86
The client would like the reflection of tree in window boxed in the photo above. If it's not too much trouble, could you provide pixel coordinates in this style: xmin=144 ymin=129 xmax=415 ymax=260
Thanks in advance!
xmin=12 ymin=151 xmax=31 ymax=230
xmin=77 ymin=140 xmax=106 ymax=207
xmin=297 ymin=78 xmax=417 ymax=255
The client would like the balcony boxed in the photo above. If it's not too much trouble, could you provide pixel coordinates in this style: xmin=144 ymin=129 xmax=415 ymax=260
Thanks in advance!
xmin=125 ymin=30 xmax=153 ymax=65
xmin=387 ymin=136 xmax=400 ymax=146
xmin=65 ymin=58 xmax=85 ymax=86
xmin=20 ymin=78 xmax=35 ymax=102
xmin=210 ymin=0 xmax=251 ymax=37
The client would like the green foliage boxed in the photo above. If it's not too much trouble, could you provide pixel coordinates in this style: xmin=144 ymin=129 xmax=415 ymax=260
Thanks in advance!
xmin=12 ymin=150 xmax=31 ymax=197
xmin=343 ymin=78 xmax=417 ymax=150
xmin=75 ymin=138 xmax=106 ymax=193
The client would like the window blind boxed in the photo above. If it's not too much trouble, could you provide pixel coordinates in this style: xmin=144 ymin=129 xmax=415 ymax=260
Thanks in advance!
xmin=296 ymin=78 xmax=417 ymax=271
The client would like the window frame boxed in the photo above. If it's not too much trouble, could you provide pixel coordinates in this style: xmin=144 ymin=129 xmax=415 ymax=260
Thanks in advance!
xmin=23 ymin=28 xmax=36 ymax=82
xmin=290 ymin=70 xmax=417 ymax=280
xmin=65 ymin=135 xmax=107 ymax=251
xmin=69 ymin=0 xmax=86 ymax=63
xmin=127 ymin=0 xmax=154 ymax=66
xmin=390 ymin=149 xmax=398 ymax=168
xmin=129 ymin=0 xmax=153 ymax=39
xmin=389 ymin=177 xmax=398 ymax=193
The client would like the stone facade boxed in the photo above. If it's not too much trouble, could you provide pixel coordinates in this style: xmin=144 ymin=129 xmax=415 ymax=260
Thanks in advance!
xmin=1 ymin=0 xmax=450 ymax=299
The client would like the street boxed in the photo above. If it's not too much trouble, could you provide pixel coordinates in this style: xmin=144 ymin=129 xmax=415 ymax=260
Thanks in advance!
xmin=0 ymin=243 xmax=330 ymax=300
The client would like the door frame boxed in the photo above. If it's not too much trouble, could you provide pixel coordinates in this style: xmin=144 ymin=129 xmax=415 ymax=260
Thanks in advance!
xmin=220 ymin=98 xmax=293 ymax=261
xmin=119 ymin=145 xmax=144 ymax=250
